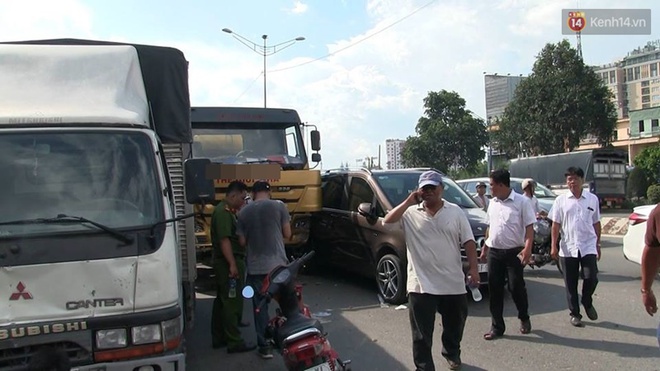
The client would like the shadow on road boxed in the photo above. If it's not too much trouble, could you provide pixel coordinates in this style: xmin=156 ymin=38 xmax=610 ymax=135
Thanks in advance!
xmin=506 ymin=329 xmax=658 ymax=358
xmin=186 ymin=266 xmax=410 ymax=371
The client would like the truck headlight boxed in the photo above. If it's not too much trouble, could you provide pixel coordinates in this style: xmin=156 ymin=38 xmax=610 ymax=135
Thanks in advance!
xmin=161 ymin=317 xmax=182 ymax=342
xmin=131 ymin=324 xmax=162 ymax=345
xmin=96 ymin=329 xmax=127 ymax=349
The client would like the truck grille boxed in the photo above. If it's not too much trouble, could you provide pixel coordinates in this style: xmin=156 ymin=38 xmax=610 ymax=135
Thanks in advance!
xmin=0 ymin=341 xmax=91 ymax=370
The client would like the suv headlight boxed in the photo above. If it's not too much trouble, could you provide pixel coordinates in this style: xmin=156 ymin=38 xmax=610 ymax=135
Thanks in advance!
xmin=132 ymin=324 xmax=162 ymax=345
xmin=96 ymin=329 xmax=127 ymax=349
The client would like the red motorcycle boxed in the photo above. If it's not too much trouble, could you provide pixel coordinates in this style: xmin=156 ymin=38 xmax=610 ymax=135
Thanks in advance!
xmin=247 ymin=251 xmax=351 ymax=371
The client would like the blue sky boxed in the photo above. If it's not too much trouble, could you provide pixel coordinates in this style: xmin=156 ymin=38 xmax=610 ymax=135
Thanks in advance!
xmin=1 ymin=0 xmax=659 ymax=169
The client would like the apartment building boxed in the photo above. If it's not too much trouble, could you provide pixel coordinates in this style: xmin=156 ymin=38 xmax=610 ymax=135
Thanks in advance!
xmin=584 ymin=40 xmax=660 ymax=163
xmin=385 ymin=139 xmax=405 ymax=170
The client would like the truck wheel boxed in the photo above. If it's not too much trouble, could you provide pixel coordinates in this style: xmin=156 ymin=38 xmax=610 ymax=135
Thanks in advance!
xmin=376 ymin=254 xmax=406 ymax=305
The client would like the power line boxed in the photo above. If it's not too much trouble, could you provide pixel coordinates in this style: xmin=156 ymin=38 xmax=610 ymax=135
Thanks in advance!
xmin=268 ymin=0 xmax=438 ymax=74
xmin=233 ymin=71 xmax=263 ymax=103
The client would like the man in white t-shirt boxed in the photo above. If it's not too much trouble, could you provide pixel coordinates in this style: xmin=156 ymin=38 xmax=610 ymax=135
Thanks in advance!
xmin=473 ymin=181 xmax=490 ymax=211
xmin=522 ymin=178 xmax=547 ymax=218
xmin=383 ymin=170 xmax=479 ymax=371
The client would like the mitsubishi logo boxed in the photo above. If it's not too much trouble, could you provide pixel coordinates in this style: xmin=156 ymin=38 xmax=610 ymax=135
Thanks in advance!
xmin=9 ymin=282 xmax=33 ymax=301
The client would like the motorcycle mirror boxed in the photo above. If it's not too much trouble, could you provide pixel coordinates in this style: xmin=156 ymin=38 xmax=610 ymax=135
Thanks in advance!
xmin=242 ymin=285 xmax=255 ymax=299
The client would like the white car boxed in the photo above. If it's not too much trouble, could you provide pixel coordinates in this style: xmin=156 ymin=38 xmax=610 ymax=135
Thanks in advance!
xmin=623 ymin=204 xmax=657 ymax=265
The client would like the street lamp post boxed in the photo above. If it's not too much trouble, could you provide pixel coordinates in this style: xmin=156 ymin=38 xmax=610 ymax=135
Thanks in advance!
xmin=222 ymin=28 xmax=305 ymax=108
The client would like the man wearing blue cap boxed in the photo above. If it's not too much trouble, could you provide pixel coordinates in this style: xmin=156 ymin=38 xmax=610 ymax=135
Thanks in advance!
xmin=383 ymin=170 xmax=479 ymax=371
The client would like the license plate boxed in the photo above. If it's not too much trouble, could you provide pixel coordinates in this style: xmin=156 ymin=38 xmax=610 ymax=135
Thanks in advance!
xmin=304 ymin=363 xmax=333 ymax=371
xmin=478 ymin=263 xmax=488 ymax=273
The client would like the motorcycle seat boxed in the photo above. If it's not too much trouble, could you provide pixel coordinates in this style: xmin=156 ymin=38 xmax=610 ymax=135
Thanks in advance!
xmin=275 ymin=314 xmax=324 ymax=346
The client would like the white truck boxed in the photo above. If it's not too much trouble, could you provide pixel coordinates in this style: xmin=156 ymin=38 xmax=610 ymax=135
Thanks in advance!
xmin=0 ymin=39 xmax=196 ymax=370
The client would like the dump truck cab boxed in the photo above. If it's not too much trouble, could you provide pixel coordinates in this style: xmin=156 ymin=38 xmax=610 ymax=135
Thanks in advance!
xmin=190 ymin=106 xmax=322 ymax=262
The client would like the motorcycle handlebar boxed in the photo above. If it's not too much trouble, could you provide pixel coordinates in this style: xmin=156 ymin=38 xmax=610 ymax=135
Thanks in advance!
xmin=254 ymin=293 xmax=271 ymax=314
xmin=298 ymin=250 xmax=316 ymax=266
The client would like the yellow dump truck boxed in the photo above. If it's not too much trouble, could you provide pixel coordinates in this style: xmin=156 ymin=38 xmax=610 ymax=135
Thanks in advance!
xmin=190 ymin=106 xmax=322 ymax=263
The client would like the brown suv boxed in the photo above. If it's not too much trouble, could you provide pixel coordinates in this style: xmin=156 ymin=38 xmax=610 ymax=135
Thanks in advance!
xmin=310 ymin=168 xmax=488 ymax=305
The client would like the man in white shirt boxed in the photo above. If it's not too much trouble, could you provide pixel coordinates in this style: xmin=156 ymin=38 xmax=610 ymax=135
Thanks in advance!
xmin=480 ymin=169 xmax=536 ymax=340
xmin=522 ymin=178 xmax=547 ymax=219
xmin=383 ymin=170 xmax=479 ymax=371
xmin=549 ymin=167 xmax=601 ymax=327
xmin=473 ymin=181 xmax=490 ymax=211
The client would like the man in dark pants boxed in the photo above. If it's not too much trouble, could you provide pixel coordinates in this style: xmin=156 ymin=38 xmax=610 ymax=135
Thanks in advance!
xmin=210 ymin=180 xmax=256 ymax=353
xmin=383 ymin=170 xmax=479 ymax=370
xmin=480 ymin=169 xmax=536 ymax=340
xmin=237 ymin=180 xmax=291 ymax=359
xmin=549 ymin=167 xmax=601 ymax=327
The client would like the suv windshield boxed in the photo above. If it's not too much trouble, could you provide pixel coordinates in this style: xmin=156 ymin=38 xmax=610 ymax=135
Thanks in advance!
xmin=192 ymin=122 xmax=307 ymax=169
xmin=373 ymin=172 xmax=480 ymax=209
xmin=0 ymin=131 xmax=162 ymax=238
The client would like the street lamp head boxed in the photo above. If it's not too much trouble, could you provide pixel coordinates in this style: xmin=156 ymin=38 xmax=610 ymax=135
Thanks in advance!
xmin=262 ymin=34 xmax=268 ymax=40
xmin=222 ymin=28 xmax=233 ymax=34
xmin=295 ymin=37 xmax=305 ymax=41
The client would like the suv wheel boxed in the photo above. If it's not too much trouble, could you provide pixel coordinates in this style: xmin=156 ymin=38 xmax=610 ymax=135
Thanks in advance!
xmin=377 ymin=254 xmax=406 ymax=305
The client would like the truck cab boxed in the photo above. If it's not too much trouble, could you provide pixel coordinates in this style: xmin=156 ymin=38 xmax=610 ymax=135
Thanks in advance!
xmin=189 ymin=107 xmax=322 ymax=262
xmin=0 ymin=40 xmax=195 ymax=370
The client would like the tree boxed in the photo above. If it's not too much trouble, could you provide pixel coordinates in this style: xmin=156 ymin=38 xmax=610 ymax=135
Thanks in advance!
xmin=633 ymin=145 xmax=660 ymax=183
xmin=494 ymin=39 xmax=617 ymax=157
xmin=402 ymin=90 xmax=488 ymax=174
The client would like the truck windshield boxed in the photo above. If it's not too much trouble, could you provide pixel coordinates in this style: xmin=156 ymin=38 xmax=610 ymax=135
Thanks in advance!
xmin=192 ymin=122 xmax=307 ymax=169
xmin=374 ymin=172 xmax=480 ymax=209
xmin=0 ymin=131 xmax=162 ymax=238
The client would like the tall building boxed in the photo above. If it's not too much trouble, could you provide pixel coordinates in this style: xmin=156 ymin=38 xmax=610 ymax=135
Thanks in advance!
xmin=593 ymin=39 xmax=660 ymax=118
xmin=582 ymin=40 xmax=660 ymax=163
xmin=484 ymin=74 xmax=526 ymax=122
xmin=385 ymin=139 xmax=406 ymax=170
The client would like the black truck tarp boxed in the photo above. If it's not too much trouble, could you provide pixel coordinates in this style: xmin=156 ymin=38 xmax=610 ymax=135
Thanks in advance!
xmin=509 ymin=149 xmax=628 ymax=186
xmin=1 ymin=38 xmax=192 ymax=144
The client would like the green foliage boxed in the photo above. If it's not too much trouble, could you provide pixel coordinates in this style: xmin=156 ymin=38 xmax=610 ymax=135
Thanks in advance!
xmin=633 ymin=145 xmax=660 ymax=183
xmin=402 ymin=90 xmax=489 ymax=173
xmin=648 ymin=184 xmax=660 ymax=203
xmin=627 ymin=166 xmax=651 ymax=198
xmin=448 ymin=161 xmax=488 ymax=180
xmin=494 ymin=39 xmax=617 ymax=157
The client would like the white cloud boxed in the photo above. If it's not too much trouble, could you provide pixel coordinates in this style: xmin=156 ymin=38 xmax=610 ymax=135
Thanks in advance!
xmin=0 ymin=0 xmax=94 ymax=40
xmin=290 ymin=1 xmax=309 ymax=15
xmin=0 ymin=0 xmax=656 ymax=171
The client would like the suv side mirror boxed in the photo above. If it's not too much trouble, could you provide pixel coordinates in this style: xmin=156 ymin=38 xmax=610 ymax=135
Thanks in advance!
xmin=357 ymin=202 xmax=373 ymax=217
xmin=184 ymin=158 xmax=215 ymax=204
xmin=310 ymin=130 xmax=321 ymax=151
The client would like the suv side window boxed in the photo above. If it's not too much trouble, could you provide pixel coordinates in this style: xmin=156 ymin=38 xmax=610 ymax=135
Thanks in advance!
xmin=322 ymin=175 xmax=346 ymax=210
xmin=348 ymin=177 xmax=374 ymax=212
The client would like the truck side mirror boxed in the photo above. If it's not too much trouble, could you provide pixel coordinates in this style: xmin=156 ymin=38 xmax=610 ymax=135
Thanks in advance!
xmin=184 ymin=158 xmax=215 ymax=205
xmin=311 ymin=153 xmax=321 ymax=162
xmin=310 ymin=130 xmax=321 ymax=151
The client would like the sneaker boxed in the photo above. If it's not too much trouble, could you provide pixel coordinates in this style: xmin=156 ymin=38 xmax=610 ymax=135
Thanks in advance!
xmin=258 ymin=346 xmax=273 ymax=359
xmin=570 ymin=316 xmax=584 ymax=327
xmin=585 ymin=306 xmax=598 ymax=321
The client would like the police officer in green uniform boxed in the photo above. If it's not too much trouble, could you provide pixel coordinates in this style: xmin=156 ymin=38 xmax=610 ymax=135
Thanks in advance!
xmin=210 ymin=180 xmax=256 ymax=353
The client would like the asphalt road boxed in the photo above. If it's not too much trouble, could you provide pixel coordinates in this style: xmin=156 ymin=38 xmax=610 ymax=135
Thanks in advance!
xmin=185 ymin=236 xmax=660 ymax=371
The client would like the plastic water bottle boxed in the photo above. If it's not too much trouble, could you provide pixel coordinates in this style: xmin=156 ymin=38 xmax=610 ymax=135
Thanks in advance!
xmin=228 ymin=278 xmax=237 ymax=298
xmin=467 ymin=275 xmax=482 ymax=302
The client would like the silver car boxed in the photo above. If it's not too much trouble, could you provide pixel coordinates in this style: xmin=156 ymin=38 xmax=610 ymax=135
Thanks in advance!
xmin=456 ymin=177 xmax=557 ymax=213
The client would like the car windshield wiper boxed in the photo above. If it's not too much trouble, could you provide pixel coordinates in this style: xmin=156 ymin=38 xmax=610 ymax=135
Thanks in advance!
xmin=0 ymin=214 xmax=133 ymax=244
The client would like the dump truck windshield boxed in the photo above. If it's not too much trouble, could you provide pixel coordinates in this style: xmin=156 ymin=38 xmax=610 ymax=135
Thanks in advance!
xmin=192 ymin=122 xmax=307 ymax=169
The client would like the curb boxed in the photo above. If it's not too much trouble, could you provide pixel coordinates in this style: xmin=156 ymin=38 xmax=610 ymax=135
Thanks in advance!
xmin=601 ymin=217 xmax=628 ymax=236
